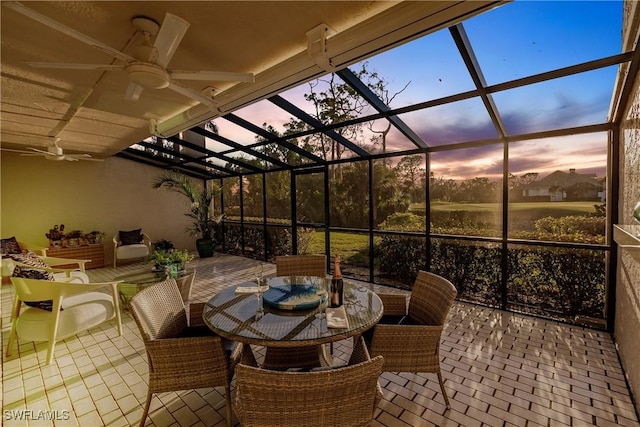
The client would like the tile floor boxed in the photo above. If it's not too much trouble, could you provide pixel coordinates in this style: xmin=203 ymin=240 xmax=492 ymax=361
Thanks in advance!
xmin=2 ymin=254 xmax=639 ymax=426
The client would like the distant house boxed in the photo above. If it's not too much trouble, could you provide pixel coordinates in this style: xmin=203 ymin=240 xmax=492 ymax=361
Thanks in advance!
xmin=518 ymin=169 xmax=605 ymax=202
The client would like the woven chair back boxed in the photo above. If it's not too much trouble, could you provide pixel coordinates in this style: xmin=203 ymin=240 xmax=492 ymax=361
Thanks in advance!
xmin=408 ymin=271 xmax=457 ymax=326
xmin=129 ymin=278 xmax=187 ymax=342
xmin=275 ymin=255 xmax=327 ymax=277
xmin=174 ymin=271 xmax=196 ymax=303
xmin=234 ymin=355 xmax=383 ymax=427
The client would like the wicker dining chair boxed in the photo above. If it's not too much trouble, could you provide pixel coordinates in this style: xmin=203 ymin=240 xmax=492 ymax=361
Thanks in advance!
xmin=233 ymin=337 xmax=384 ymax=427
xmin=368 ymin=271 xmax=457 ymax=408
xmin=174 ymin=270 xmax=196 ymax=303
xmin=264 ymin=255 xmax=329 ymax=369
xmin=275 ymin=254 xmax=327 ymax=277
xmin=129 ymin=278 xmax=241 ymax=427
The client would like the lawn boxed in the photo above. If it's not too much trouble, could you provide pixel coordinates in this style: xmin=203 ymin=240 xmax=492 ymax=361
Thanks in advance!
xmin=424 ymin=201 xmax=598 ymax=215
xmin=414 ymin=201 xmax=600 ymax=230
xmin=307 ymin=231 xmax=371 ymax=265
xmin=303 ymin=201 xmax=602 ymax=262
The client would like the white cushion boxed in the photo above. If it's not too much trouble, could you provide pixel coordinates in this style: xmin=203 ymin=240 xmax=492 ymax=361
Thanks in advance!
xmin=1 ymin=257 xmax=15 ymax=277
xmin=116 ymin=244 xmax=149 ymax=260
xmin=16 ymin=292 xmax=115 ymax=342
xmin=52 ymin=271 xmax=89 ymax=283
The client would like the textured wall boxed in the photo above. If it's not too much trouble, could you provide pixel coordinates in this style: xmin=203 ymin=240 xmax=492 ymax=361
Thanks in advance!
xmin=616 ymin=2 xmax=640 ymax=413
xmin=1 ymin=153 xmax=200 ymax=264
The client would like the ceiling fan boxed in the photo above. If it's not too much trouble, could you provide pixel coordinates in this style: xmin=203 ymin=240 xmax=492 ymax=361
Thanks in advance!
xmin=2 ymin=138 xmax=103 ymax=162
xmin=4 ymin=1 xmax=255 ymax=107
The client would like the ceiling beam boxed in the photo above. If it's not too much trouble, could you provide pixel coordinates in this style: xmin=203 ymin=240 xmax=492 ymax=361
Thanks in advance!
xmin=336 ymin=67 xmax=428 ymax=149
xmin=223 ymin=113 xmax=326 ymax=164
xmin=450 ymin=24 xmax=507 ymax=139
xmin=268 ymin=95 xmax=369 ymax=157
xmin=188 ymin=126 xmax=289 ymax=169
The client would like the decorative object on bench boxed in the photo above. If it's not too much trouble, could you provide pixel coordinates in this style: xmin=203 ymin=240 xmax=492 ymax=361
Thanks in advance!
xmin=153 ymin=170 xmax=223 ymax=258
xmin=6 ymin=277 xmax=122 ymax=365
xmin=129 ymin=278 xmax=240 ymax=427
xmin=45 ymin=225 xmax=106 ymax=248
xmin=367 ymin=271 xmax=457 ymax=409
xmin=83 ymin=230 xmax=106 ymax=244
xmin=113 ymin=229 xmax=151 ymax=268
xmin=45 ymin=224 xmax=64 ymax=247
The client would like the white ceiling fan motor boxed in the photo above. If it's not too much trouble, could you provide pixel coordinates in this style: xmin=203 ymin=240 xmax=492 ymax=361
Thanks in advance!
xmin=126 ymin=17 xmax=170 ymax=89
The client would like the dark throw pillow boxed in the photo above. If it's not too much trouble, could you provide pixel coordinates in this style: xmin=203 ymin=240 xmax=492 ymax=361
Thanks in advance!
xmin=1 ymin=236 xmax=22 ymax=255
xmin=119 ymin=229 xmax=143 ymax=246
xmin=8 ymin=251 xmax=52 ymax=272
xmin=10 ymin=252 xmax=57 ymax=312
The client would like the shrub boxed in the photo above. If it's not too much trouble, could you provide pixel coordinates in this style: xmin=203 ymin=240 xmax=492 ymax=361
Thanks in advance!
xmin=534 ymin=215 xmax=605 ymax=237
xmin=376 ymin=235 xmax=426 ymax=284
xmin=430 ymin=239 xmax=502 ymax=307
xmin=218 ymin=219 xmax=315 ymax=259
xmin=378 ymin=212 xmax=425 ymax=231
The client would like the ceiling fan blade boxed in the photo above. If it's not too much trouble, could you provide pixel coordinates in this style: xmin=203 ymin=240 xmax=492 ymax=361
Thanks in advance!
xmin=26 ymin=147 xmax=52 ymax=155
xmin=167 ymin=80 xmax=216 ymax=107
xmin=124 ymin=81 xmax=145 ymax=101
xmin=170 ymin=70 xmax=255 ymax=83
xmin=1 ymin=148 xmax=33 ymax=154
xmin=154 ymin=13 xmax=190 ymax=68
xmin=63 ymin=155 xmax=100 ymax=162
xmin=4 ymin=1 xmax=135 ymax=63
xmin=27 ymin=62 xmax=125 ymax=71
xmin=20 ymin=153 xmax=47 ymax=157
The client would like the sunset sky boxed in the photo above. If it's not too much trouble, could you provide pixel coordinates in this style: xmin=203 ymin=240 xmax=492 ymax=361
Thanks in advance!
xmin=210 ymin=1 xmax=622 ymax=182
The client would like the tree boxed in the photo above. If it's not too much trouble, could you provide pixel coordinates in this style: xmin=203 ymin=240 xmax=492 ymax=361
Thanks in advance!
xmin=228 ymin=64 xmax=414 ymax=228
xmin=364 ymin=65 xmax=411 ymax=157
xmin=430 ymin=172 xmax=457 ymax=202
xmin=395 ymin=155 xmax=424 ymax=203
xmin=508 ymin=172 xmax=538 ymax=190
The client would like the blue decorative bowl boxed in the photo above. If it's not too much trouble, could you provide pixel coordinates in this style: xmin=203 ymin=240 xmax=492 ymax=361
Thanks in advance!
xmin=262 ymin=284 xmax=324 ymax=310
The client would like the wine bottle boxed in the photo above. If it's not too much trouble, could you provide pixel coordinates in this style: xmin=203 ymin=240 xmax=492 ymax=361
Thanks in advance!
xmin=330 ymin=256 xmax=344 ymax=308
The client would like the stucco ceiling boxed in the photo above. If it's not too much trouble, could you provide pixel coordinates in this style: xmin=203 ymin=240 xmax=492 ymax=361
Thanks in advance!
xmin=0 ymin=1 xmax=501 ymax=158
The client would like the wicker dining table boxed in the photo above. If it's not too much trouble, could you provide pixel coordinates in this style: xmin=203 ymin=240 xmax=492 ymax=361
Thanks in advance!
xmin=202 ymin=276 xmax=383 ymax=365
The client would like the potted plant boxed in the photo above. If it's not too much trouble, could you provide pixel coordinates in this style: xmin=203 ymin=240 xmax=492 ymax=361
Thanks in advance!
xmin=65 ymin=229 xmax=83 ymax=247
xmin=153 ymin=239 xmax=175 ymax=251
xmin=84 ymin=231 xmax=106 ymax=244
xmin=46 ymin=224 xmax=65 ymax=247
xmin=153 ymin=170 xmax=222 ymax=258
xmin=148 ymin=248 xmax=194 ymax=274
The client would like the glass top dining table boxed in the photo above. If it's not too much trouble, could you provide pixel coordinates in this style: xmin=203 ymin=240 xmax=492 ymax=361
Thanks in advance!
xmin=202 ymin=276 xmax=383 ymax=348
xmin=114 ymin=267 xmax=194 ymax=308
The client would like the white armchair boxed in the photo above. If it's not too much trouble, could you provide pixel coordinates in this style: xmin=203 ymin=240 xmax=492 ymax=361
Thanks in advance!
xmin=113 ymin=230 xmax=151 ymax=268
xmin=39 ymin=256 xmax=90 ymax=283
xmin=3 ymin=250 xmax=90 ymax=284
xmin=6 ymin=277 xmax=122 ymax=364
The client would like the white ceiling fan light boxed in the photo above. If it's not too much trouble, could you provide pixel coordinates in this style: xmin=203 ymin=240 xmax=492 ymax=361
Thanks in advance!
xmin=5 ymin=2 xmax=254 ymax=106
